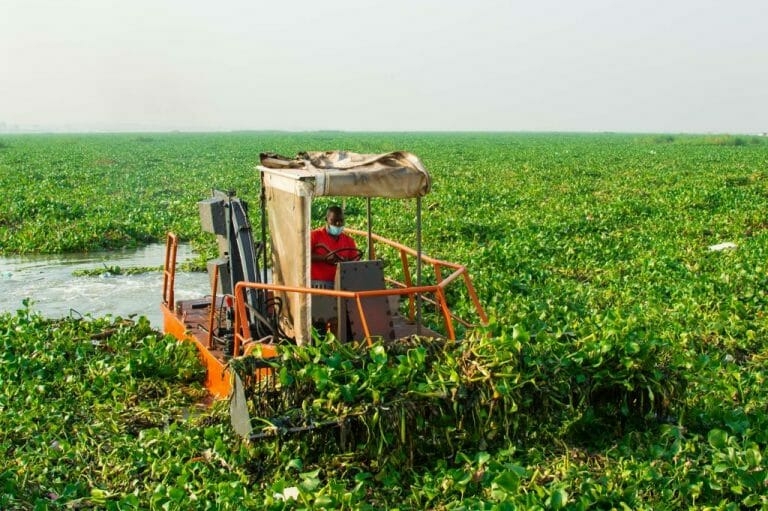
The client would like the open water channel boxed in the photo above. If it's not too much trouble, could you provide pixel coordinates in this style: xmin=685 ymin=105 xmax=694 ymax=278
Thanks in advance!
xmin=0 ymin=243 xmax=209 ymax=329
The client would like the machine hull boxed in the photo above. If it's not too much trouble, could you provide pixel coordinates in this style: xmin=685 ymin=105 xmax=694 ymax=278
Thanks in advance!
xmin=162 ymin=298 xmax=277 ymax=398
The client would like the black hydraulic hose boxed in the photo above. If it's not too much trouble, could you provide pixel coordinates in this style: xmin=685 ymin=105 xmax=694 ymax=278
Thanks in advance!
xmin=231 ymin=199 xmax=272 ymax=338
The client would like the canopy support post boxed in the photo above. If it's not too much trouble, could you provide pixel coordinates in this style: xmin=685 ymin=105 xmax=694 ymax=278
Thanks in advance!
xmin=416 ymin=196 xmax=422 ymax=335
xmin=366 ymin=198 xmax=373 ymax=260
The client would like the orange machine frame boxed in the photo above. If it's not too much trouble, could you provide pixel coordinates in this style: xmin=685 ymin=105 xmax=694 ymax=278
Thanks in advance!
xmin=161 ymin=229 xmax=487 ymax=398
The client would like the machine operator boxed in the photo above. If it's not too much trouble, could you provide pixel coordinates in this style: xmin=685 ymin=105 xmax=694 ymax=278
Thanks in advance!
xmin=310 ymin=206 xmax=358 ymax=288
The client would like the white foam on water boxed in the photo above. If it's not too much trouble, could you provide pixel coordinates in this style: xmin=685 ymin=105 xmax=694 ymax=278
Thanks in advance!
xmin=0 ymin=244 xmax=209 ymax=328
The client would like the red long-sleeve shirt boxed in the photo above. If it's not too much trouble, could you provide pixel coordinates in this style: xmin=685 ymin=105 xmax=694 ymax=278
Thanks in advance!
xmin=310 ymin=227 xmax=358 ymax=281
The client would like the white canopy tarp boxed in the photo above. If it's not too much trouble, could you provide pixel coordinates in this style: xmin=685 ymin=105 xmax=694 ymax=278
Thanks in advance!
xmin=258 ymin=150 xmax=431 ymax=198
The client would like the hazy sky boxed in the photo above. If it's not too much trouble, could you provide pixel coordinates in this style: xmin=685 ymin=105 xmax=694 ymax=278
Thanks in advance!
xmin=1 ymin=0 xmax=765 ymax=133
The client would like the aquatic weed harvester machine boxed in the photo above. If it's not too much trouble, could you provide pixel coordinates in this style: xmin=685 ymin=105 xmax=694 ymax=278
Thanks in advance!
xmin=161 ymin=151 xmax=491 ymax=456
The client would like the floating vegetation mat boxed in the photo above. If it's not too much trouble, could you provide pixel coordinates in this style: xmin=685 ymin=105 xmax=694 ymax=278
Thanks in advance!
xmin=230 ymin=331 xmax=685 ymax=467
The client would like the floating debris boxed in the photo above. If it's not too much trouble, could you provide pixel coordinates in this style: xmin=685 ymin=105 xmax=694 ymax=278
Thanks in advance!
xmin=708 ymin=242 xmax=737 ymax=251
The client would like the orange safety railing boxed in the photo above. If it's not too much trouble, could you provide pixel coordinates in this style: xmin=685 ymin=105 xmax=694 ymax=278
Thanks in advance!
xmin=228 ymin=229 xmax=487 ymax=357
xmin=206 ymin=264 xmax=220 ymax=349
xmin=163 ymin=228 xmax=487 ymax=358
xmin=232 ymin=282 xmax=460 ymax=356
xmin=345 ymin=227 xmax=488 ymax=328
xmin=162 ymin=232 xmax=179 ymax=310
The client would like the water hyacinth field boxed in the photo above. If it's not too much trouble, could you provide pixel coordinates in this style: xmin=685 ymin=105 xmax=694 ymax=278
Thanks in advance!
xmin=2 ymin=132 xmax=768 ymax=509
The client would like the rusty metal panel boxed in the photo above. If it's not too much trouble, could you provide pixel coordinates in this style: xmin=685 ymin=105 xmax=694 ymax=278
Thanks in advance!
xmin=311 ymin=295 xmax=338 ymax=336
xmin=336 ymin=260 xmax=395 ymax=342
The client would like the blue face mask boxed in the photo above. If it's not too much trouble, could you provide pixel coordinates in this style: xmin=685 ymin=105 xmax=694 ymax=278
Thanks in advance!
xmin=328 ymin=225 xmax=344 ymax=236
